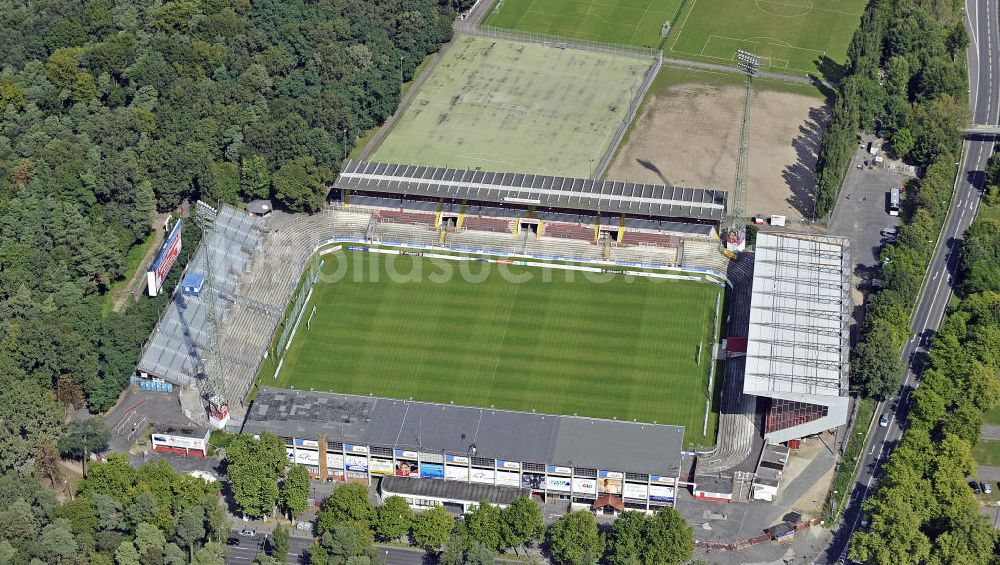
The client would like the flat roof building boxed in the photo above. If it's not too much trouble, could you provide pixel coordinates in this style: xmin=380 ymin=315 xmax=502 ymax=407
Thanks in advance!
xmin=242 ymin=388 xmax=685 ymax=511
xmin=743 ymin=233 xmax=851 ymax=443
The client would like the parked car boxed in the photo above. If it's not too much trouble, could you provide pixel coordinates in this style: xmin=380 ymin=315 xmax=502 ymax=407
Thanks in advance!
xmin=880 ymin=227 xmax=899 ymax=237
xmin=239 ymin=528 xmax=256 ymax=537
xmin=226 ymin=537 xmax=240 ymax=547
xmin=970 ymin=481 xmax=982 ymax=494
xmin=983 ymin=482 xmax=993 ymax=494
xmin=879 ymin=413 xmax=890 ymax=427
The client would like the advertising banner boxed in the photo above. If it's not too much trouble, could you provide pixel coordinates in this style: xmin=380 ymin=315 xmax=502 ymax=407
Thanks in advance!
xmin=470 ymin=468 xmax=495 ymax=484
xmin=496 ymin=470 xmax=520 ymax=487
xmin=445 ymin=465 xmax=469 ymax=481
xmin=294 ymin=439 xmax=319 ymax=448
xmin=571 ymin=477 xmax=597 ymax=495
xmin=445 ymin=455 xmax=469 ymax=465
xmin=285 ymin=448 xmax=295 ymax=462
xmin=369 ymin=458 xmax=393 ymax=475
xmin=497 ymin=460 xmax=521 ymax=470
xmin=345 ymin=444 xmax=368 ymax=454
xmin=147 ymin=220 xmax=183 ymax=297
xmin=395 ymin=460 xmax=418 ymax=477
xmin=546 ymin=476 xmax=572 ymax=492
xmin=623 ymin=482 xmax=648 ymax=500
xmin=521 ymin=472 xmax=544 ymax=490
xmin=650 ymin=475 xmax=674 ymax=485
xmin=420 ymin=463 xmax=444 ymax=479
xmin=151 ymin=433 xmax=204 ymax=450
xmin=345 ymin=454 xmax=368 ymax=472
xmin=649 ymin=485 xmax=675 ymax=502
xmin=327 ymin=453 xmax=344 ymax=469
xmin=293 ymin=449 xmax=319 ymax=466
xmin=598 ymin=473 xmax=622 ymax=495
xmin=394 ymin=449 xmax=419 ymax=459
xmin=546 ymin=465 xmax=572 ymax=475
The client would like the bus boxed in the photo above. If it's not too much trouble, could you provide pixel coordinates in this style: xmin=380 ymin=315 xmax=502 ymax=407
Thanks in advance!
xmin=888 ymin=187 xmax=900 ymax=216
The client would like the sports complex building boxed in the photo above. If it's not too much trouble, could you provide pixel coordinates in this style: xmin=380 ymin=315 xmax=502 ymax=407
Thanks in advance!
xmin=134 ymin=158 xmax=853 ymax=507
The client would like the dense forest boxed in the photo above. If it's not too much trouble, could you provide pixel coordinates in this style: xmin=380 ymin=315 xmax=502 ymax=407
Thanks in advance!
xmin=0 ymin=0 xmax=463 ymax=478
xmin=812 ymin=0 xmax=968 ymax=217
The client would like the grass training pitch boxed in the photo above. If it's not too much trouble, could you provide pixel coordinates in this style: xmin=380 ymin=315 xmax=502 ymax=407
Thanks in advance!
xmin=274 ymin=250 xmax=721 ymax=444
xmin=486 ymin=0 xmax=865 ymax=75
xmin=372 ymin=35 xmax=649 ymax=177
xmin=483 ymin=0 xmax=683 ymax=48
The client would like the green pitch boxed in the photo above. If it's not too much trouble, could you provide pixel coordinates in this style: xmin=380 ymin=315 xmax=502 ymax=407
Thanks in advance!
xmin=371 ymin=35 xmax=649 ymax=178
xmin=485 ymin=0 xmax=865 ymax=76
xmin=482 ymin=0 xmax=683 ymax=48
xmin=274 ymin=250 xmax=721 ymax=445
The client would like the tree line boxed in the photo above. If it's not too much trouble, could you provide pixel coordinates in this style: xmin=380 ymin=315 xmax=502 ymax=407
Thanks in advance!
xmin=849 ymin=199 xmax=1000 ymax=563
xmin=846 ymin=0 xmax=970 ymax=400
xmin=0 ymin=0 xmax=467 ymax=481
xmin=0 ymin=455 xmax=231 ymax=564
xmin=812 ymin=0 xmax=968 ymax=218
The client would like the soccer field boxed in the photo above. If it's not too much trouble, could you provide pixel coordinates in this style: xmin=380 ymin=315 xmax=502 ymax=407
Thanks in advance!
xmin=371 ymin=35 xmax=650 ymax=177
xmin=482 ymin=0 xmax=683 ymax=48
xmin=484 ymin=0 xmax=864 ymax=75
xmin=274 ymin=250 xmax=722 ymax=445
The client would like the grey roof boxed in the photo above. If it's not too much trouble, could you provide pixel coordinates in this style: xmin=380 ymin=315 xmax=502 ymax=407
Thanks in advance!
xmin=247 ymin=200 xmax=273 ymax=215
xmin=243 ymin=388 xmax=685 ymax=476
xmin=335 ymin=160 xmax=727 ymax=222
xmin=137 ymin=205 xmax=263 ymax=386
xmin=379 ymin=476 xmax=530 ymax=506
xmin=744 ymin=233 xmax=851 ymax=397
xmin=154 ymin=422 xmax=209 ymax=438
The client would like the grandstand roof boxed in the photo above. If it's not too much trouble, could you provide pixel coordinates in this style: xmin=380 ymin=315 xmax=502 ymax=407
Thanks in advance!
xmin=335 ymin=160 xmax=727 ymax=222
xmin=743 ymin=232 xmax=851 ymax=398
xmin=242 ymin=388 xmax=685 ymax=476
xmin=137 ymin=205 xmax=262 ymax=387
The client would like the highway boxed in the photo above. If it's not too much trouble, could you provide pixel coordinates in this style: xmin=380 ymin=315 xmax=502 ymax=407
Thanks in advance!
xmin=822 ymin=0 xmax=1000 ymax=562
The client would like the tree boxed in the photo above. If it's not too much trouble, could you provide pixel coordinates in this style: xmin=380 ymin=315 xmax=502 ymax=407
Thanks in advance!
xmin=272 ymin=157 xmax=330 ymax=212
xmin=316 ymin=483 xmax=374 ymax=534
xmin=38 ymin=518 xmax=78 ymax=564
xmin=191 ymin=541 xmax=226 ymax=565
xmin=605 ymin=511 xmax=646 ymax=565
xmin=374 ymin=496 xmax=412 ymax=541
xmin=271 ymin=525 xmax=289 ymax=563
xmin=411 ymin=506 xmax=454 ymax=551
xmin=240 ymin=156 xmax=270 ymax=200
xmin=279 ymin=465 xmax=310 ymax=520
xmin=115 ymin=540 xmax=141 ymax=565
xmin=135 ymin=522 xmax=167 ymax=559
xmin=33 ymin=438 xmax=63 ymax=489
xmin=227 ymin=433 xmax=285 ymax=518
xmin=175 ymin=506 xmax=206 ymax=561
xmin=853 ymin=322 xmax=902 ymax=399
xmin=462 ymin=500 xmax=502 ymax=552
xmin=499 ymin=497 xmax=545 ymax=554
xmin=643 ymin=508 xmax=693 ymax=564
xmin=58 ymin=417 xmax=111 ymax=477
xmin=0 ymin=376 xmax=65 ymax=476
xmin=546 ymin=511 xmax=603 ymax=565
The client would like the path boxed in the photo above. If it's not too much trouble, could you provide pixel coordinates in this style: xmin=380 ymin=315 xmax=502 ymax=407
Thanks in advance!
xmin=111 ymin=212 xmax=171 ymax=312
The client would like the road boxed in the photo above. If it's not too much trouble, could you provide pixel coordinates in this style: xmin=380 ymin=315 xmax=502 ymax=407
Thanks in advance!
xmin=821 ymin=0 xmax=1000 ymax=562
xmin=224 ymin=529 xmax=431 ymax=564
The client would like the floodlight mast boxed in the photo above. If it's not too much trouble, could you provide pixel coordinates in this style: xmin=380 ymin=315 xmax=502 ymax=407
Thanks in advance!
xmin=727 ymin=49 xmax=758 ymax=252
xmin=193 ymin=201 xmax=230 ymax=429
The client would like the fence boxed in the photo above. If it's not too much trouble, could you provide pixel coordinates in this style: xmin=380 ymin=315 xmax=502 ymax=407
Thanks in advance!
xmin=457 ymin=22 xmax=660 ymax=60
xmin=271 ymin=258 xmax=320 ymax=370
xmin=594 ymin=51 xmax=662 ymax=178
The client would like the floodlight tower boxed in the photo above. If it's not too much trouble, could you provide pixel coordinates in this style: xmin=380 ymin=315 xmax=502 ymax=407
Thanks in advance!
xmin=726 ymin=50 xmax=758 ymax=252
xmin=193 ymin=201 xmax=230 ymax=429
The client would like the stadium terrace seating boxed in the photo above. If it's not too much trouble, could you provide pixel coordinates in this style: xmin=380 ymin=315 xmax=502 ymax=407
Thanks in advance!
xmin=374 ymin=209 xmax=437 ymax=226
xmin=374 ymin=222 xmax=440 ymax=246
xmin=608 ymin=246 xmax=678 ymax=267
xmin=461 ymin=216 xmax=513 ymax=233
xmin=542 ymin=221 xmax=595 ymax=242
xmin=765 ymin=399 xmax=829 ymax=435
xmin=680 ymin=239 xmax=729 ymax=274
xmin=622 ymin=231 xmax=679 ymax=248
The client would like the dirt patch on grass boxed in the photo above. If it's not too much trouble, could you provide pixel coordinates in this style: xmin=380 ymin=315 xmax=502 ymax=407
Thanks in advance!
xmin=607 ymin=83 xmax=828 ymax=221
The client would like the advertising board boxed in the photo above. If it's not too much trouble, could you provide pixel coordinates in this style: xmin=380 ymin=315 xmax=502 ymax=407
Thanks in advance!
xmin=623 ymin=482 xmax=648 ymax=500
xmin=147 ymin=220 xmax=183 ymax=297
xmin=649 ymin=485 xmax=675 ymax=502
xmin=445 ymin=465 xmax=469 ymax=481
xmin=327 ymin=453 xmax=344 ymax=469
xmin=293 ymin=449 xmax=319 ymax=466
xmin=521 ymin=472 xmax=544 ymax=490
xmin=496 ymin=470 xmax=520 ymax=487
xmin=395 ymin=460 xmax=419 ymax=477
xmin=470 ymin=468 xmax=495 ymax=484
xmin=151 ymin=432 xmax=205 ymax=451
xmin=546 ymin=476 xmax=572 ymax=492
xmin=369 ymin=458 xmax=393 ymax=475
xmin=445 ymin=455 xmax=469 ymax=465
xmin=294 ymin=439 xmax=319 ymax=448
xmin=420 ymin=463 xmax=445 ymax=479
xmin=345 ymin=454 xmax=368 ymax=472
xmin=497 ymin=460 xmax=521 ymax=470
xmin=598 ymin=471 xmax=623 ymax=495
xmin=546 ymin=465 xmax=572 ymax=475
xmin=571 ymin=477 xmax=597 ymax=495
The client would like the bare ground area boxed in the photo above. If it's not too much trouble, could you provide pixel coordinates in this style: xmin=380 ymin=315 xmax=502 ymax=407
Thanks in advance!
xmin=607 ymin=83 xmax=828 ymax=221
